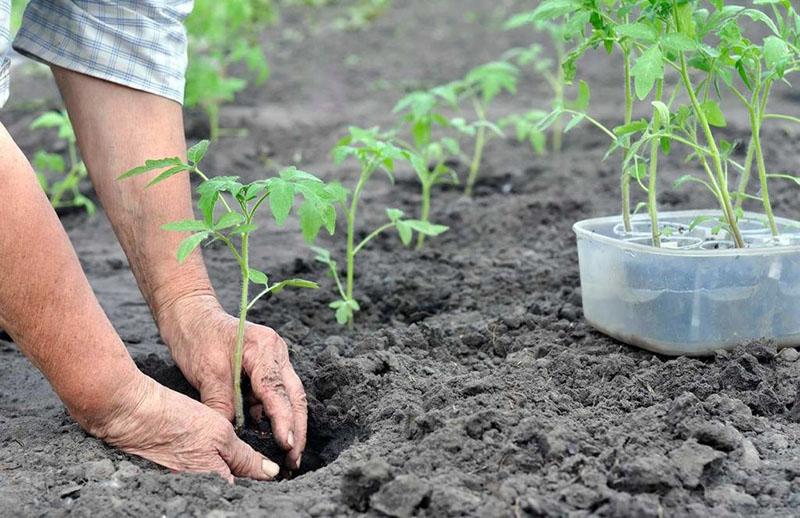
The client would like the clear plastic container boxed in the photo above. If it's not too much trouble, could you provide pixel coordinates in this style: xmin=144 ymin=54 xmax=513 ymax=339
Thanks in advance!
xmin=573 ymin=210 xmax=800 ymax=355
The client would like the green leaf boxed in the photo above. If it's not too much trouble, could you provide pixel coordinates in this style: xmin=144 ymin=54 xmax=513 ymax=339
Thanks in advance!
xmin=31 ymin=111 xmax=67 ymax=130
xmin=215 ymin=212 xmax=245 ymax=230
xmin=651 ymin=101 xmax=670 ymax=128
xmin=564 ymin=114 xmax=585 ymax=133
xmin=763 ymin=36 xmax=790 ymax=73
xmin=198 ymin=190 xmax=219 ymax=225
xmin=631 ymin=46 xmax=664 ymax=100
xmin=187 ymin=140 xmax=210 ymax=164
xmin=700 ymin=100 xmax=727 ymax=127
xmin=405 ymin=220 xmax=449 ymax=236
xmin=249 ymin=269 xmax=269 ymax=285
xmin=162 ymin=219 xmax=209 ymax=232
xmin=615 ymin=23 xmax=658 ymax=43
xmin=118 ymin=158 xmax=184 ymax=180
xmin=176 ymin=232 xmax=210 ymax=263
xmin=271 ymin=278 xmax=319 ymax=294
xmin=269 ymin=178 xmax=295 ymax=225
xmin=298 ymin=200 xmax=323 ymax=243
xmin=310 ymin=245 xmax=332 ymax=264
xmin=33 ymin=150 xmax=66 ymax=174
xmin=396 ymin=221 xmax=413 ymax=246
xmin=386 ymin=208 xmax=404 ymax=222
xmin=614 ymin=120 xmax=649 ymax=136
xmin=147 ymin=164 xmax=193 ymax=187
xmin=333 ymin=302 xmax=353 ymax=325
xmin=661 ymin=33 xmax=696 ymax=52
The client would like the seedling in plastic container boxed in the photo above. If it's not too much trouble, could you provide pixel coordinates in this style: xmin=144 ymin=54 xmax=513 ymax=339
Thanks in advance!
xmin=119 ymin=140 xmax=339 ymax=432
xmin=30 ymin=110 xmax=95 ymax=215
xmin=313 ymin=127 xmax=448 ymax=325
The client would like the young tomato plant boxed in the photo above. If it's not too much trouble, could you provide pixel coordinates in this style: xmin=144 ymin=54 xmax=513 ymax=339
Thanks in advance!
xmin=392 ymin=84 xmax=461 ymax=249
xmin=313 ymin=127 xmax=448 ymax=325
xmin=456 ymin=61 xmax=519 ymax=196
xmin=502 ymin=9 xmax=586 ymax=154
xmin=119 ymin=140 xmax=339 ymax=432
xmin=30 ymin=110 xmax=95 ymax=215
xmin=185 ymin=0 xmax=272 ymax=140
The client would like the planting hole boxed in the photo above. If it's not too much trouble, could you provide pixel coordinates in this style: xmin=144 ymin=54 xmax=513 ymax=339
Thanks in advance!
xmin=136 ymin=354 xmax=364 ymax=478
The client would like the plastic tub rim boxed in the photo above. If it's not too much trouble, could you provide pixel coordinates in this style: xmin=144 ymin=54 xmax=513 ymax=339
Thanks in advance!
xmin=573 ymin=210 xmax=800 ymax=258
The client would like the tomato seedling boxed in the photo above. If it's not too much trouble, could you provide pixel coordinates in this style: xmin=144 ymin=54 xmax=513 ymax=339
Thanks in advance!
xmin=502 ymin=9 xmax=586 ymax=154
xmin=456 ymin=61 xmax=519 ymax=196
xmin=392 ymin=84 xmax=461 ymax=249
xmin=30 ymin=110 xmax=95 ymax=215
xmin=185 ymin=0 xmax=272 ymax=140
xmin=119 ymin=140 xmax=340 ymax=432
xmin=313 ymin=126 xmax=448 ymax=325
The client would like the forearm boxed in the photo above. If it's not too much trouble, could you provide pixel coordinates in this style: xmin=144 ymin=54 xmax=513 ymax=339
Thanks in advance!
xmin=51 ymin=67 xmax=220 ymax=327
xmin=0 ymin=123 xmax=140 ymax=428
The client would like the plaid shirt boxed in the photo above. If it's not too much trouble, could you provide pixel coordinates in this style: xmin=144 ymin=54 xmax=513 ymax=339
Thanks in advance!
xmin=1 ymin=0 xmax=192 ymax=107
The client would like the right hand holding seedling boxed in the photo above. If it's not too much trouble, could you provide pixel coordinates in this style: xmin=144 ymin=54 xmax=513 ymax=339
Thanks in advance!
xmin=82 ymin=374 xmax=281 ymax=483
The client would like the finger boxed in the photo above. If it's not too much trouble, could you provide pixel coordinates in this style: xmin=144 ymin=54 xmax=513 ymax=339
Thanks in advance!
xmin=284 ymin=369 xmax=308 ymax=470
xmin=207 ymin=458 xmax=235 ymax=485
xmin=219 ymin=428 xmax=281 ymax=481
xmin=200 ymin=381 xmax=236 ymax=422
xmin=243 ymin=341 xmax=295 ymax=451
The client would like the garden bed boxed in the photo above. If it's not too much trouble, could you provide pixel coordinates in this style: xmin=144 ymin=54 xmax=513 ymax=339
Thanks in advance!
xmin=3 ymin=0 xmax=800 ymax=516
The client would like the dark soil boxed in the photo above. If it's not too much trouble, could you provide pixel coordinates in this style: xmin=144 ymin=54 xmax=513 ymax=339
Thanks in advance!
xmin=3 ymin=1 xmax=800 ymax=516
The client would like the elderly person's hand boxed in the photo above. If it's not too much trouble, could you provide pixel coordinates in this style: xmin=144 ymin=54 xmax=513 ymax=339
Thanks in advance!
xmin=158 ymin=294 xmax=307 ymax=470
xmin=80 ymin=374 xmax=280 ymax=483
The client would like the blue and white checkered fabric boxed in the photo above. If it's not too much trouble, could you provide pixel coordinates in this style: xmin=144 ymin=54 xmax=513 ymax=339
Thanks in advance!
xmin=0 ymin=2 xmax=10 ymax=107
xmin=0 ymin=0 xmax=192 ymax=108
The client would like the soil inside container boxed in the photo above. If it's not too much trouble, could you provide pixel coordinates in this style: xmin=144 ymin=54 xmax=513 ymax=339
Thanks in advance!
xmin=3 ymin=0 xmax=800 ymax=516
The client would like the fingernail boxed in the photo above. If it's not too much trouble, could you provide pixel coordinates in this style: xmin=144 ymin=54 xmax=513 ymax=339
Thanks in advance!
xmin=295 ymin=454 xmax=302 ymax=470
xmin=262 ymin=459 xmax=280 ymax=478
xmin=287 ymin=431 xmax=295 ymax=448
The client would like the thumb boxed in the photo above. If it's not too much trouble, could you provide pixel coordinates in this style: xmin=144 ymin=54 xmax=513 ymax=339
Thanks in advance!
xmin=200 ymin=381 xmax=236 ymax=422
xmin=220 ymin=430 xmax=281 ymax=481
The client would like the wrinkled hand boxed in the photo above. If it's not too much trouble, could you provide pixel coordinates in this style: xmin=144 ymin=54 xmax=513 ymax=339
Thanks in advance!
xmin=158 ymin=294 xmax=307 ymax=470
xmin=81 ymin=374 xmax=281 ymax=483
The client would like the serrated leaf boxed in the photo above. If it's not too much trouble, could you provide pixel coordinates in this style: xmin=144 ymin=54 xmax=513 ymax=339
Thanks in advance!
xmin=615 ymin=22 xmax=658 ymax=43
xmin=661 ymin=33 xmax=696 ymax=52
xmin=215 ymin=211 xmax=245 ymax=230
xmin=147 ymin=164 xmax=192 ymax=187
xmin=631 ymin=46 xmax=664 ymax=100
xmin=298 ymin=200 xmax=323 ymax=243
xmin=187 ymin=140 xmax=210 ymax=164
xmin=176 ymin=232 xmax=209 ymax=263
xmin=118 ymin=158 xmax=183 ymax=180
xmin=162 ymin=219 xmax=209 ymax=232
xmin=268 ymin=179 xmax=295 ymax=225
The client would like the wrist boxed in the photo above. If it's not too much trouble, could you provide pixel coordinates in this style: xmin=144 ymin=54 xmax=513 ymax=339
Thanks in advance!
xmin=60 ymin=357 xmax=148 ymax=437
xmin=155 ymin=290 xmax=222 ymax=354
xmin=149 ymin=257 xmax=218 ymax=334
